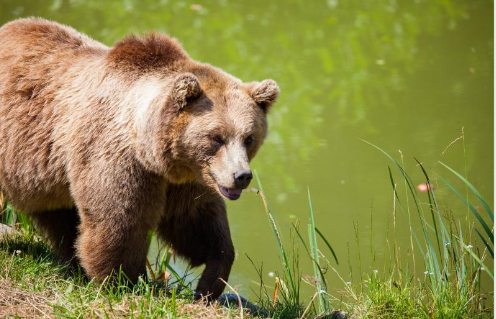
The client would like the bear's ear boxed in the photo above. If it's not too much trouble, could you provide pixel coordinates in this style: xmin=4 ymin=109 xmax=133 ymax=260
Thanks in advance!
xmin=247 ymin=79 xmax=280 ymax=113
xmin=171 ymin=73 xmax=203 ymax=111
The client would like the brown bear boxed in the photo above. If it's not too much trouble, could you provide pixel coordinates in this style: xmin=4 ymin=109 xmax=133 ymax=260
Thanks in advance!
xmin=0 ymin=18 xmax=279 ymax=300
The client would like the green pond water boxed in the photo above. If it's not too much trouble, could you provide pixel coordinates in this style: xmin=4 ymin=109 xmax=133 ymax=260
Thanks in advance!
xmin=1 ymin=0 xmax=493 ymax=300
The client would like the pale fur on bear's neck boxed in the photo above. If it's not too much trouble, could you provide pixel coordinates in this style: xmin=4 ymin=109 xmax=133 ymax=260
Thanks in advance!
xmin=123 ymin=76 xmax=170 ymax=173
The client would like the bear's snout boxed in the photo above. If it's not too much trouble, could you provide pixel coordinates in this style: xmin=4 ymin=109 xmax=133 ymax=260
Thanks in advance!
xmin=233 ymin=169 xmax=253 ymax=189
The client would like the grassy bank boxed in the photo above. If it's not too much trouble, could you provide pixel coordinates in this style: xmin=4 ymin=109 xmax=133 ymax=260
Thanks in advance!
xmin=0 ymin=146 xmax=493 ymax=318
xmin=0 ymin=229 xmax=247 ymax=318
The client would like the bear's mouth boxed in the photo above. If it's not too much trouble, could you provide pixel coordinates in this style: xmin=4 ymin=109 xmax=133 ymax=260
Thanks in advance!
xmin=218 ymin=186 xmax=242 ymax=200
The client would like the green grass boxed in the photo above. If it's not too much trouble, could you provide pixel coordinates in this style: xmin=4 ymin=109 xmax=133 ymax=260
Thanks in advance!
xmin=0 ymin=230 xmax=245 ymax=318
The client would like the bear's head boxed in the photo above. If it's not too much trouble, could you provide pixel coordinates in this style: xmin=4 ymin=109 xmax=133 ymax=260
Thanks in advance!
xmin=133 ymin=64 xmax=279 ymax=200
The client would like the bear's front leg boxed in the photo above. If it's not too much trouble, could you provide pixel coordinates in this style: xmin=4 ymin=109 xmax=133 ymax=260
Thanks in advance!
xmin=195 ymin=244 xmax=235 ymax=301
xmin=70 ymin=160 xmax=166 ymax=283
xmin=157 ymin=184 xmax=235 ymax=300
xmin=76 ymin=211 xmax=151 ymax=282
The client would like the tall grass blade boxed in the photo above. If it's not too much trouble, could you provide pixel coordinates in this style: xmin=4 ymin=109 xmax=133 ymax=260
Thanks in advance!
xmin=457 ymin=222 xmax=467 ymax=295
xmin=307 ymin=188 xmax=331 ymax=314
xmin=438 ymin=175 xmax=493 ymax=245
xmin=439 ymin=161 xmax=493 ymax=221
xmin=388 ymin=166 xmax=401 ymax=204
xmin=254 ymin=171 xmax=297 ymax=300
xmin=416 ymin=159 xmax=450 ymax=243
xmin=359 ymin=139 xmax=419 ymax=206
xmin=292 ymin=224 xmax=310 ymax=256
xmin=416 ymin=159 xmax=452 ymax=286
xmin=475 ymin=228 xmax=494 ymax=258
xmin=426 ymin=187 xmax=442 ymax=258
xmin=315 ymin=227 xmax=339 ymax=265
xmin=456 ymin=237 xmax=494 ymax=280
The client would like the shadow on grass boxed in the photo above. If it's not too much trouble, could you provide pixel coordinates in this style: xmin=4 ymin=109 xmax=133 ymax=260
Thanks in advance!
xmin=0 ymin=229 xmax=196 ymax=302
xmin=0 ymin=230 xmax=86 ymax=282
xmin=1 ymin=231 xmax=54 ymax=259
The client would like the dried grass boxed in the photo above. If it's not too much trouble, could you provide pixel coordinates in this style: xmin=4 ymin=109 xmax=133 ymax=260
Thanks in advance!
xmin=0 ymin=278 xmax=246 ymax=318
xmin=0 ymin=279 xmax=54 ymax=318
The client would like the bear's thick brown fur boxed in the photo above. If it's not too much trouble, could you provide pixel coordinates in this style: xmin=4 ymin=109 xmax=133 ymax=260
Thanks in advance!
xmin=0 ymin=18 xmax=279 ymax=300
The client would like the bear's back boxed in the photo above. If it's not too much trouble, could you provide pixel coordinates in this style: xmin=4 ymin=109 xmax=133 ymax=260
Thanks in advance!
xmin=0 ymin=18 xmax=108 ymax=106
xmin=0 ymin=17 xmax=107 ymax=53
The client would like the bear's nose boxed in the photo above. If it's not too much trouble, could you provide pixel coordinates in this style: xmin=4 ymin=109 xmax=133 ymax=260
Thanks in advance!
xmin=234 ymin=170 xmax=253 ymax=189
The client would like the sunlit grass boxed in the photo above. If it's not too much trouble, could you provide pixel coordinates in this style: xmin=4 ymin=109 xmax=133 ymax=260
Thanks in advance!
xmin=0 ymin=229 xmax=244 ymax=318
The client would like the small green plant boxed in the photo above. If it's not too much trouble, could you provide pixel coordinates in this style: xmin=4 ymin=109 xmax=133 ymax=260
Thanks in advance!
xmin=0 ymin=193 xmax=16 ymax=227
xmin=252 ymin=172 xmax=340 ymax=318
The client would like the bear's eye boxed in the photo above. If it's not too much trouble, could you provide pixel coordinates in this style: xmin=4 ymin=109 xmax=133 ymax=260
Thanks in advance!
xmin=244 ymin=135 xmax=253 ymax=147
xmin=212 ymin=135 xmax=225 ymax=146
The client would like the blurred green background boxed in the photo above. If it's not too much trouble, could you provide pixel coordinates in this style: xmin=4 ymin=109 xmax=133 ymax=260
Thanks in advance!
xmin=0 ymin=0 xmax=493 ymax=299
